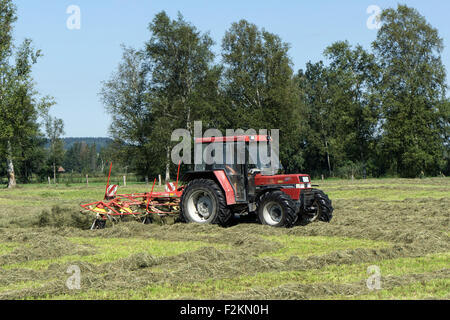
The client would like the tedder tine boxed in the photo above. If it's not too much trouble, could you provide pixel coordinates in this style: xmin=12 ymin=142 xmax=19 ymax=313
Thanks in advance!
xmin=81 ymin=162 xmax=183 ymax=229
xmin=146 ymin=178 xmax=157 ymax=212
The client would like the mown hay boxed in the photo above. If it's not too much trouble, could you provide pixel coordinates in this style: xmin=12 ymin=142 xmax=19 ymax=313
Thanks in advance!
xmin=0 ymin=178 xmax=449 ymax=300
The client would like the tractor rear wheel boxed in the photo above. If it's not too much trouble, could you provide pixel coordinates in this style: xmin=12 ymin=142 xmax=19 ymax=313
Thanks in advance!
xmin=257 ymin=191 xmax=297 ymax=228
xmin=180 ymin=179 xmax=232 ymax=227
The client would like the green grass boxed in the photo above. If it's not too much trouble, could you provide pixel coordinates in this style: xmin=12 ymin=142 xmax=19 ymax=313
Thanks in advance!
xmin=260 ymin=235 xmax=391 ymax=259
xmin=0 ymin=280 xmax=53 ymax=294
xmin=0 ymin=242 xmax=20 ymax=255
xmin=2 ymin=237 xmax=230 ymax=271
xmin=0 ymin=184 xmax=166 ymax=205
xmin=44 ymin=252 xmax=450 ymax=300
xmin=318 ymin=177 xmax=450 ymax=200
xmin=0 ymin=177 xmax=449 ymax=300
xmin=330 ymin=278 xmax=450 ymax=300
xmin=325 ymin=188 xmax=450 ymax=201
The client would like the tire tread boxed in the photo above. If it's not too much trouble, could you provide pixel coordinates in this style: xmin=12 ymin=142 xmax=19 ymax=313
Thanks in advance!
xmin=257 ymin=190 xmax=297 ymax=228
xmin=180 ymin=179 xmax=233 ymax=227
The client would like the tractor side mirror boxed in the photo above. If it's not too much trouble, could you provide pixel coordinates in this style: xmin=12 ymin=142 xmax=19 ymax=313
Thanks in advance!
xmin=249 ymin=168 xmax=261 ymax=175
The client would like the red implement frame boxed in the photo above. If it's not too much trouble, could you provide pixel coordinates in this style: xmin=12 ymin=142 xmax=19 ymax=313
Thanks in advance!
xmin=80 ymin=162 xmax=183 ymax=224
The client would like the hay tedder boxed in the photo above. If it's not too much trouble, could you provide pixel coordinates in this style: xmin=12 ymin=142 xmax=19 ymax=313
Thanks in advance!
xmin=80 ymin=135 xmax=333 ymax=229
xmin=80 ymin=163 xmax=183 ymax=229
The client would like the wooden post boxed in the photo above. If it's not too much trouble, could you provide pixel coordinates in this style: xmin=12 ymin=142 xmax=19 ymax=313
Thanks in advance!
xmin=123 ymin=175 xmax=127 ymax=187
xmin=145 ymin=176 xmax=149 ymax=186
xmin=321 ymin=174 xmax=324 ymax=181
xmin=158 ymin=175 xmax=162 ymax=186
xmin=86 ymin=174 xmax=89 ymax=187
xmin=48 ymin=176 xmax=51 ymax=185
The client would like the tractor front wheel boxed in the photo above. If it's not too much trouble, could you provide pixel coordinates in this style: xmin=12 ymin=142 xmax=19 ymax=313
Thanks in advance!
xmin=257 ymin=191 xmax=297 ymax=228
xmin=180 ymin=179 xmax=232 ymax=227
xmin=299 ymin=189 xmax=334 ymax=224
xmin=313 ymin=189 xmax=333 ymax=222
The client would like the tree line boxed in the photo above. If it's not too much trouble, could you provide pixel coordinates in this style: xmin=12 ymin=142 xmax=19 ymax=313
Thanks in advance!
xmin=0 ymin=0 xmax=115 ymax=185
xmin=1 ymin=2 xmax=449 ymax=187
xmin=0 ymin=0 xmax=56 ymax=187
xmin=101 ymin=5 xmax=449 ymax=180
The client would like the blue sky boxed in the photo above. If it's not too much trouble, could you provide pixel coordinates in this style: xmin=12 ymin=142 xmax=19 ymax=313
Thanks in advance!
xmin=12 ymin=0 xmax=450 ymax=137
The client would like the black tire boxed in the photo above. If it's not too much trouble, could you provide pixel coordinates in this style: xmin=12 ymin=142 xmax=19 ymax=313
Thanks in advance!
xmin=180 ymin=179 xmax=233 ymax=227
xmin=142 ymin=215 xmax=153 ymax=225
xmin=257 ymin=191 xmax=298 ymax=228
xmin=313 ymin=189 xmax=333 ymax=222
xmin=90 ymin=219 xmax=106 ymax=230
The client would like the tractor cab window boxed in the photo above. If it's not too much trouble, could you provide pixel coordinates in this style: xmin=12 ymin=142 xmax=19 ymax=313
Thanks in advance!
xmin=223 ymin=142 xmax=246 ymax=201
xmin=195 ymin=142 xmax=246 ymax=201
xmin=247 ymin=142 xmax=280 ymax=176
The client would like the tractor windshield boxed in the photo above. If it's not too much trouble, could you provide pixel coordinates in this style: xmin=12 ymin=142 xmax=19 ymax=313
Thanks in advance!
xmin=247 ymin=142 xmax=281 ymax=176
xmin=194 ymin=139 xmax=281 ymax=176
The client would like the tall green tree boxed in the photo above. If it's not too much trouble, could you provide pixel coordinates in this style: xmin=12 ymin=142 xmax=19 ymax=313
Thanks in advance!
xmin=102 ymin=13 xmax=221 ymax=180
xmin=373 ymin=5 xmax=448 ymax=177
xmin=222 ymin=20 xmax=305 ymax=172
xmin=324 ymin=41 xmax=380 ymax=178
xmin=146 ymin=11 xmax=219 ymax=180
xmin=296 ymin=62 xmax=334 ymax=176
xmin=63 ymin=142 xmax=89 ymax=174
xmin=1 ymin=39 xmax=44 ymax=188
xmin=44 ymin=115 xmax=65 ymax=183
xmin=100 ymin=46 xmax=155 ymax=177
xmin=0 ymin=0 xmax=15 ymax=62
xmin=0 ymin=0 xmax=18 ymax=188
xmin=0 ymin=0 xmax=52 ymax=187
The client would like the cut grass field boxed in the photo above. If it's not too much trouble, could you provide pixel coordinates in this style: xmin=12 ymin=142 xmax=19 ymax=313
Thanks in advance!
xmin=0 ymin=177 xmax=448 ymax=300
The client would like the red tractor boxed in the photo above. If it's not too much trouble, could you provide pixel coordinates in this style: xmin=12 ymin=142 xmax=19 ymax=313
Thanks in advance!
xmin=81 ymin=134 xmax=333 ymax=229
xmin=179 ymin=135 xmax=333 ymax=228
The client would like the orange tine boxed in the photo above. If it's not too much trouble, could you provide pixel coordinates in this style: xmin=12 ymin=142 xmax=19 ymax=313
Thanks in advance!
xmin=146 ymin=178 xmax=157 ymax=212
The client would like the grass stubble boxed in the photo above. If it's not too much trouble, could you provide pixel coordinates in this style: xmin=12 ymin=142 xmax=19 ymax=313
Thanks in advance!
xmin=0 ymin=178 xmax=448 ymax=300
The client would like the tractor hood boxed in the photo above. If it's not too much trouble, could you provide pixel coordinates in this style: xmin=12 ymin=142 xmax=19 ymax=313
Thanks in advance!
xmin=253 ymin=174 xmax=312 ymax=201
xmin=254 ymin=173 xmax=312 ymax=187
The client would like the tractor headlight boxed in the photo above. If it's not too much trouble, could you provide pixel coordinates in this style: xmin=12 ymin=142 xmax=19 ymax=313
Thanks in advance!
xmin=296 ymin=184 xmax=305 ymax=189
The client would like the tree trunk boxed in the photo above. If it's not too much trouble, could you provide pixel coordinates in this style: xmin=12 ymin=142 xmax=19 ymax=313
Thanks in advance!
xmin=361 ymin=149 xmax=367 ymax=179
xmin=6 ymin=140 xmax=16 ymax=189
xmin=325 ymin=140 xmax=332 ymax=176
xmin=165 ymin=146 xmax=171 ymax=182
xmin=186 ymin=108 xmax=191 ymax=134
xmin=53 ymin=161 xmax=56 ymax=184
xmin=182 ymin=95 xmax=192 ymax=135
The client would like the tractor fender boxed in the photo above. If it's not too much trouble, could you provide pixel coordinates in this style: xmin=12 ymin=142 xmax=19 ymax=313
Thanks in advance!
xmin=256 ymin=186 xmax=283 ymax=200
xmin=256 ymin=187 xmax=301 ymax=213
xmin=181 ymin=170 xmax=236 ymax=205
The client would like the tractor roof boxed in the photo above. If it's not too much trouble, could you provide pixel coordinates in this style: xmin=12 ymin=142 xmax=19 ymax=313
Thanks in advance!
xmin=195 ymin=135 xmax=271 ymax=144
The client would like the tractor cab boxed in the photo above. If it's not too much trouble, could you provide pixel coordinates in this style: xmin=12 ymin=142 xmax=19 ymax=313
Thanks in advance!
xmin=193 ymin=135 xmax=282 ymax=202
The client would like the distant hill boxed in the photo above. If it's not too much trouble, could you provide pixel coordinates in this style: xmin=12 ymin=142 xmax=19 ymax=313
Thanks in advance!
xmin=61 ymin=137 xmax=113 ymax=152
